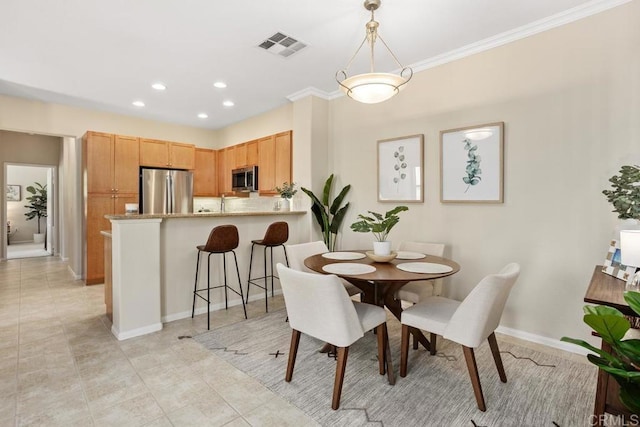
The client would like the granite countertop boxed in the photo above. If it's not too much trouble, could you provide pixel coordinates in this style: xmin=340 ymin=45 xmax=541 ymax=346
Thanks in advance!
xmin=105 ymin=210 xmax=307 ymax=220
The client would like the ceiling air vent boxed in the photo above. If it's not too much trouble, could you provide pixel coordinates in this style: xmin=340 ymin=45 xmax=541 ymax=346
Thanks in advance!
xmin=258 ymin=32 xmax=307 ymax=58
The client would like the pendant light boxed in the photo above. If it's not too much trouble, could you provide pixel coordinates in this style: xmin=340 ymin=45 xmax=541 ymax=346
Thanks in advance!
xmin=336 ymin=0 xmax=413 ymax=104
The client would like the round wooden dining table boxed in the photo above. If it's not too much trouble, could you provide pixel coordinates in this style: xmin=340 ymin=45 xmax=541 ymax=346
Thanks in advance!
xmin=304 ymin=251 xmax=460 ymax=353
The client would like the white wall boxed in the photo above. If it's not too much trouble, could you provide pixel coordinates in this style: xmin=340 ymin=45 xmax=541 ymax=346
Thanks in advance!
xmin=327 ymin=2 xmax=640 ymax=344
xmin=6 ymin=165 xmax=48 ymax=242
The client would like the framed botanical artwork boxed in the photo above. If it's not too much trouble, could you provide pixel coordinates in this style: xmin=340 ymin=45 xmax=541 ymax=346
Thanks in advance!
xmin=6 ymin=185 xmax=21 ymax=201
xmin=602 ymin=239 xmax=638 ymax=282
xmin=440 ymin=122 xmax=504 ymax=203
xmin=377 ymin=134 xmax=424 ymax=203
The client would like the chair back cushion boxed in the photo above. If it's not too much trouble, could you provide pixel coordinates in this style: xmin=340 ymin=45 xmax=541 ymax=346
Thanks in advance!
xmin=285 ymin=241 xmax=329 ymax=273
xmin=260 ymin=221 xmax=289 ymax=246
xmin=203 ymin=225 xmax=239 ymax=253
xmin=277 ymin=263 xmax=364 ymax=347
xmin=444 ymin=263 xmax=520 ymax=348
xmin=398 ymin=241 xmax=446 ymax=295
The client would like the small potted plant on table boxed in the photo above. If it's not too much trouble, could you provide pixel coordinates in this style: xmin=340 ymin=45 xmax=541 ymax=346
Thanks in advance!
xmin=275 ymin=182 xmax=297 ymax=211
xmin=350 ymin=206 xmax=408 ymax=256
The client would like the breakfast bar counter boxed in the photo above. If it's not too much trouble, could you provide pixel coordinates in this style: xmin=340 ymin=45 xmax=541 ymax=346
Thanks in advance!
xmin=105 ymin=210 xmax=308 ymax=340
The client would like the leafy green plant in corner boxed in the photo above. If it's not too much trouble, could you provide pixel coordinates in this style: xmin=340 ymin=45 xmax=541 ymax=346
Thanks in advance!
xmin=561 ymin=291 xmax=640 ymax=414
xmin=350 ymin=206 xmax=408 ymax=242
xmin=23 ymin=182 xmax=47 ymax=234
xmin=301 ymin=174 xmax=351 ymax=251
xmin=462 ymin=138 xmax=482 ymax=193
xmin=603 ymin=165 xmax=640 ymax=220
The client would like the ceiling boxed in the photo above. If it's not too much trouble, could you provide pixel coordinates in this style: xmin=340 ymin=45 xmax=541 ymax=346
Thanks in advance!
xmin=0 ymin=0 xmax=622 ymax=130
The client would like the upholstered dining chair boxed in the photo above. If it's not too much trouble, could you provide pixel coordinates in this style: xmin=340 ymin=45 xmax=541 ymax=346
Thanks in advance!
xmin=400 ymin=263 xmax=521 ymax=411
xmin=394 ymin=241 xmax=446 ymax=351
xmin=277 ymin=264 xmax=393 ymax=410
xmin=285 ymin=241 xmax=362 ymax=297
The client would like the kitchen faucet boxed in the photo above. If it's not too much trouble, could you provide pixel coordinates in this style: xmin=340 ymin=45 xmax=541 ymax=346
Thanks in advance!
xmin=220 ymin=194 xmax=225 ymax=213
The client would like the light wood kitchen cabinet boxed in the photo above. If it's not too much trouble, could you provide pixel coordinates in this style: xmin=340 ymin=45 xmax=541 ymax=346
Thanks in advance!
xmin=235 ymin=143 xmax=247 ymax=168
xmin=217 ymin=148 xmax=231 ymax=194
xmin=274 ymin=131 xmax=292 ymax=188
xmin=258 ymin=131 xmax=292 ymax=194
xmin=246 ymin=140 xmax=259 ymax=166
xmin=140 ymin=138 xmax=195 ymax=169
xmin=194 ymin=148 xmax=218 ymax=196
xmin=83 ymin=131 xmax=140 ymax=285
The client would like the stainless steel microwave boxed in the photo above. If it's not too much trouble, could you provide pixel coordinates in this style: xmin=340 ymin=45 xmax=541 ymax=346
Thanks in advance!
xmin=232 ymin=165 xmax=258 ymax=192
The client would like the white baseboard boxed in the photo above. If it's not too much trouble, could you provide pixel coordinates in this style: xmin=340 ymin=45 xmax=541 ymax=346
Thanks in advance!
xmin=162 ymin=289 xmax=283 ymax=323
xmin=112 ymin=322 xmax=163 ymax=341
xmin=496 ymin=325 xmax=590 ymax=356
xmin=66 ymin=265 xmax=82 ymax=280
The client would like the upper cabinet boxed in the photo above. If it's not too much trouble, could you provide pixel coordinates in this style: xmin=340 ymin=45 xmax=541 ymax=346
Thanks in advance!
xmin=246 ymin=140 xmax=259 ymax=166
xmin=85 ymin=131 xmax=139 ymax=195
xmin=258 ymin=131 xmax=292 ymax=194
xmin=193 ymin=148 xmax=218 ymax=197
xmin=140 ymin=138 xmax=195 ymax=169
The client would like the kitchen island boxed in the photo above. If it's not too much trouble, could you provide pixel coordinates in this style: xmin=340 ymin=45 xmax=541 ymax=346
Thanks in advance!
xmin=105 ymin=210 xmax=308 ymax=340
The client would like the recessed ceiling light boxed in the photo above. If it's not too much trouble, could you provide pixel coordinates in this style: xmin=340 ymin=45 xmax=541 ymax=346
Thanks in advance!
xmin=132 ymin=100 xmax=145 ymax=107
xmin=197 ymin=113 xmax=208 ymax=119
xmin=213 ymin=81 xmax=227 ymax=89
xmin=223 ymin=100 xmax=234 ymax=107
xmin=151 ymin=83 xmax=166 ymax=91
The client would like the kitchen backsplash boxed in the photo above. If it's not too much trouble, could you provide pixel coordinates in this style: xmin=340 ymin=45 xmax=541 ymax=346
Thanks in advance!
xmin=194 ymin=193 xmax=306 ymax=213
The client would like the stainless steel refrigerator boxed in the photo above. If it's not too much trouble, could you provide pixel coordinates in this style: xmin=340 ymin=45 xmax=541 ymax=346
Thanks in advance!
xmin=140 ymin=168 xmax=193 ymax=214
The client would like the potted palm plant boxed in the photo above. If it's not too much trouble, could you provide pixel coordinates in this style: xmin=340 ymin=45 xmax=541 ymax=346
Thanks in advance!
xmin=301 ymin=174 xmax=351 ymax=251
xmin=350 ymin=206 xmax=408 ymax=255
xmin=23 ymin=182 xmax=47 ymax=244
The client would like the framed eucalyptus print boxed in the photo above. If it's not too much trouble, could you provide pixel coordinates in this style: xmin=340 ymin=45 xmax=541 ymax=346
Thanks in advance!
xmin=440 ymin=122 xmax=504 ymax=203
xmin=377 ymin=134 xmax=424 ymax=203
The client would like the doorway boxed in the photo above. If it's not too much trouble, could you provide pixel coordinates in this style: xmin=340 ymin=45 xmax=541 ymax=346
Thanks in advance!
xmin=5 ymin=164 xmax=56 ymax=259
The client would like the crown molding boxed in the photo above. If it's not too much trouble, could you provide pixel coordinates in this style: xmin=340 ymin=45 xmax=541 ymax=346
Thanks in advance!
xmin=286 ymin=86 xmax=332 ymax=102
xmin=293 ymin=0 xmax=632 ymax=101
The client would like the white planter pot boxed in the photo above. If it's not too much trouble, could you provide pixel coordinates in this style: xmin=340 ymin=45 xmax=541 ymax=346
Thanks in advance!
xmin=373 ymin=241 xmax=391 ymax=256
xmin=281 ymin=198 xmax=291 ymax=211
xmin=33 ymin=233 xmax=45 ymax=244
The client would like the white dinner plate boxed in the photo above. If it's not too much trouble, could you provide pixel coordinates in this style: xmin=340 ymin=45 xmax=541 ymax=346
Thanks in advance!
xmin=322 ymin=252 xmax=366 ymax=260
xmin=395 ymin=251 xmax=426 ymax=260
xmin=396 ymin=262 xmax=453 ymax=274
xmin=322 ymin=263 xmax=376 ymax=275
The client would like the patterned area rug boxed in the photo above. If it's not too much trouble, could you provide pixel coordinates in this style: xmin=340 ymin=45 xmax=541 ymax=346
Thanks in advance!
xmin=195 ymin=310 xmax=596 ymax=426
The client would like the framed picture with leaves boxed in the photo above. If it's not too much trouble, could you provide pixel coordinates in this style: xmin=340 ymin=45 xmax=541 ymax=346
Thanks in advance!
xmin=377 ymin=134 xmax=424 ymax=203
xmin=440 ymin=122 xmax=504 ymax=203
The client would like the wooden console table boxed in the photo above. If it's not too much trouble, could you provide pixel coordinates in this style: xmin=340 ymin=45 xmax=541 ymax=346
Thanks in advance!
xmin=584 ymin=266 xmax=637 ymax=425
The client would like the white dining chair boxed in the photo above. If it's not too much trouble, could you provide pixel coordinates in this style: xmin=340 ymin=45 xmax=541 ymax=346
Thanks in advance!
xmin=400 ymin=263 xmax=520 ymax=411
xmin=277 ymin=263 xmax=393 ymax=410
xmin=394 ymin=241 xmax=446 ymax=351
xmin=285 ymin=241 xmax=362 ymax=297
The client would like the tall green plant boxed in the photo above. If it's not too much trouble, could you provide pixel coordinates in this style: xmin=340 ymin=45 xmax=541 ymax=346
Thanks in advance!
xmin=301 ymin=174 xmax=351 ymax=251
xmin=561 ymin=291 xmax=640 ymax=413
xmin=24 ymin=182 xmax=47 ymax=233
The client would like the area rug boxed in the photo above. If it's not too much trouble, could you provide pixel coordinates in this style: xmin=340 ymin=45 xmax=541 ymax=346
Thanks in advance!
xmin=194 ymin=310 xmax=597 ymax=426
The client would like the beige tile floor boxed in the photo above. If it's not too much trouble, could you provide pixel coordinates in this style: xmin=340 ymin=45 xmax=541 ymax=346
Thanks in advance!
xmin=0 ymin=256 xmax=590 ymax=427
xmin=0 ymin=256 xmax=319 ymax=427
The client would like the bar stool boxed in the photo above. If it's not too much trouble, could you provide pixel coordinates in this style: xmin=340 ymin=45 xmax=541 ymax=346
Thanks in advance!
xmin=246 ymin=221 xmax=289 ymax=312
xmin=192 ymin=224 xmax=247 ymax=329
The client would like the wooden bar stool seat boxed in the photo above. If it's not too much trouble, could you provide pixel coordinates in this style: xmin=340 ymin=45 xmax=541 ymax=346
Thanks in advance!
xmin=192 ymin=224 xmax=247 ymax=329
xmin=246 ymin=221 xmax=289 ymax=312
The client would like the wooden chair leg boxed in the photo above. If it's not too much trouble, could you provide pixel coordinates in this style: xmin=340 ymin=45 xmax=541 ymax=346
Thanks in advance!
xmin=412 ymin=334 xmax=418 ymax=350
xmin=400 ymin=324 xmax=409 ymax=377
xmin=332 ymin=347 xmax=349 ymax=410
xmin=487 ymin=332 xmax=507 ymax=382
xmin=285 ymin=330 xmax=301 ymax=382
xmin=430 ymin=333 xmax=437 ymax=355
xmin=382 ymin=323 xmax=395 ymax=385
xmin=376 ymin=324 xmax=386 ymax=375
xmin=462 ymin=346 xmax=486 ymax=412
